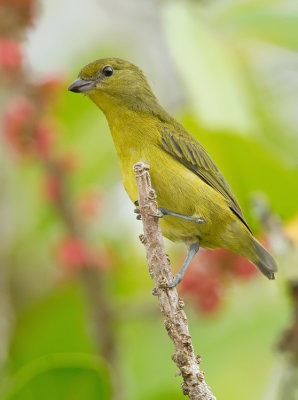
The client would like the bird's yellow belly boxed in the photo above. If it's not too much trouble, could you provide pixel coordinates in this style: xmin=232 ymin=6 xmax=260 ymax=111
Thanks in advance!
xmin=119 ymin=145 xmax=234 ymax=249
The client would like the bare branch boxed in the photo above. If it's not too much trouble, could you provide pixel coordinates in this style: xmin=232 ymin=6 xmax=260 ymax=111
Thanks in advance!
xmin=134 ymin=162 xmax=216 ymax=400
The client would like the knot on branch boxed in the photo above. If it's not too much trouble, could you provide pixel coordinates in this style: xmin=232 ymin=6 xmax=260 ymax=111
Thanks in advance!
xmin=177 ymin=297 xmax=185 ymax=311
xmin=165 ymin=320 xmax=174 ymax=334
xmin=148 ymin=188 xmax=156 ymax=200
xmin=139 ymin=234 xmax=147 ymax=245
xmin=181 ymin=382 xmax=190 ymax=395
xmin=181 ymin=334 xmax=192 ymax=346
xmin=181 ymin=365 xmax=194 ymax=377
xmin=174 ymin=351 xmax=188 ymax=366
xmin=197 ymin=371 xmax=205 ymax=382
xmin=196 ymin=354 xmax=202 ymax=365
xmin=159 ymin=276 xmax=168 ymax=287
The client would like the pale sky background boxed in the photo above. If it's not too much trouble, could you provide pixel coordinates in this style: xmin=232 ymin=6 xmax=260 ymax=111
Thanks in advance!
xmin=24 ymin=0 xmax=184 ymax=109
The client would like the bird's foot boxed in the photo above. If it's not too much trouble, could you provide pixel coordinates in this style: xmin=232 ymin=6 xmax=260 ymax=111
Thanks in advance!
xmin=134 ymin=208 xmax=142 ymax=220
xmin=160 ymin=274 xmax=182 ymax=289
xmin=151 ymin=275 xmax=181 ymax=296
xmin=149 ymin=208 xmax=164 ymax=218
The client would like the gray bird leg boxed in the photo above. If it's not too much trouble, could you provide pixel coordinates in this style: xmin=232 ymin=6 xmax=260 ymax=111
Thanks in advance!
xmin=155 ymin=207 xmax=205 ymax=224
xmin=152 ymin=242 xmax=200 ymax=295
xmin=134 ymin=205 xmax=205 ymax=224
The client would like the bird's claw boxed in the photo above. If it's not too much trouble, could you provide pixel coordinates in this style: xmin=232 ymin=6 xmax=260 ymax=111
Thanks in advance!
xmin=152 ymin=278 xmax=178 ymax=295
xmin=160 ymin=274 xmax=181 ymax=289
xmin=149 ymin=210 xmax=164 ymax=218
xmin=159 ymin=282 xmax=175 ymax=289
xmin=135 ymin=207 xmax=164 ymax=220
xmin=134 ymin=208 xmax=142 ymax=220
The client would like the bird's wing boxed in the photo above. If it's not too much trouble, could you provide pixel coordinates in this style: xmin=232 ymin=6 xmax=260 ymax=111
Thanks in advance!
xmin=160 ymin=126 xmax=251 ymax=232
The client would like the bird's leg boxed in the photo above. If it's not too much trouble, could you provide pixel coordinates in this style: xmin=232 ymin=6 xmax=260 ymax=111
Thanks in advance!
xmin=152 ymin=242 xmax=200 ymax=295
xmin=153 ymin=207 xmax=205 ymax=224
xmin=134 ymin=206 xmax=204 ymax=223
xmin=134 ymin=200 xmax=205 ymax=223
xmin=164 ymin=242 xmax=200 ymax=288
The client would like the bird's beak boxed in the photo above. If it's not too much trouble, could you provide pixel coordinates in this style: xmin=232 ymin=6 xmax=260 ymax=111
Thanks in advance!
xmin=68 ymin=78 xmax=96 ymax=93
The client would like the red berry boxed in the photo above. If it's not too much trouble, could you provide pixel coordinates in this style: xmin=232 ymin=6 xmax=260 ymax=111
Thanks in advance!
xmin=57 ymin=154 xmax=78 ymax=172
xmin=0 ymin=39 xmax=22 ymax=69
xmin=198 ymin=290 xmax=220 ymax=313
xmin=79 ymin=191 xmax=104 ymax=218
xmin=35 ymin=76 xmax=64 ymax=106
xmin=57 ymin=237 xmax=92 ymax=270
xmin=2 ymin=96 xmax=36 ymax=154
xmin=34 ymin=121 xmax=54 ymax=159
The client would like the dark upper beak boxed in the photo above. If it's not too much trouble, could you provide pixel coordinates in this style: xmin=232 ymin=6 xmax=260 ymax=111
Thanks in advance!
xmin=68 ymin=78 xmax=96 ymax=93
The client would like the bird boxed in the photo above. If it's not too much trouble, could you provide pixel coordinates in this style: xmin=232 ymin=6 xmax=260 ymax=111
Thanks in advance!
xmin=68 ymin=57 xmax=277 ymax=288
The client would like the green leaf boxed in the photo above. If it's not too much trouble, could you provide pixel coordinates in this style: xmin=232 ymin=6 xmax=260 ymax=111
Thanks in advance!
xmin=1 ymin=353 xmax=112 ymax=400
xmin=218 ymin=4 xmax=298 ymax=51
xmin=7 ymin=281 xmax=95 ymax=372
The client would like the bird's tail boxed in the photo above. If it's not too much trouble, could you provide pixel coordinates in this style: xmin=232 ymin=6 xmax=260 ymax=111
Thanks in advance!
xmin=252 ymin=238 xmax=278 ymax=280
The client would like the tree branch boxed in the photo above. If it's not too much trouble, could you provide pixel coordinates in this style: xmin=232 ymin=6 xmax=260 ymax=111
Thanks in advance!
xmin=134 ymin=162 xmax=216 ymax=400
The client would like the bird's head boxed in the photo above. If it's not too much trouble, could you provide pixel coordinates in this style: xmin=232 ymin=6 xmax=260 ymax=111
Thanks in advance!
xmin=68 ymin=58 xmax=158 ymax=113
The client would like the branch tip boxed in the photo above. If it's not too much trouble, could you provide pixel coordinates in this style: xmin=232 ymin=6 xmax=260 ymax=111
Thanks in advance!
xmin=133 ymin=162 xmax=150 ymax=174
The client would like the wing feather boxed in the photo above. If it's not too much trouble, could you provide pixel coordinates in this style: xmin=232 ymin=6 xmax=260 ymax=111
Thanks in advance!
xmin=160 ymin=127 xmax=251 ymax=233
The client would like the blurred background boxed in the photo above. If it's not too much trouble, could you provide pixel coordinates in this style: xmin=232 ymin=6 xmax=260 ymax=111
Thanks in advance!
xmin=0 ymin=0 xmax=298 ymax=399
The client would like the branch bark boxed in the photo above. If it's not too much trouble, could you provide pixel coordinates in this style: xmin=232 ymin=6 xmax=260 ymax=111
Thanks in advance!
xmin=134 ymin=162 xmax=216 ymax=400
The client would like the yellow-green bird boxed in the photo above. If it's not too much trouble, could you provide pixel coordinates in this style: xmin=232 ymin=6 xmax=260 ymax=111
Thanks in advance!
xmin=69 ymin=58 xmax=277 ymax=287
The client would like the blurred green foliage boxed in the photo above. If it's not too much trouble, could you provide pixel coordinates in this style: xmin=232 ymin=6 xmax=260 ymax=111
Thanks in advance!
xmin=0 ymin=283 xmax=111 ymax=400
xmin=1 ymin=0 xmax=298 ymax=399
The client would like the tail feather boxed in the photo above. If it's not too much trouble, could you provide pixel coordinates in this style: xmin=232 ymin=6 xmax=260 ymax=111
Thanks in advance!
xmin=253 ymin=238 xmax=278 ymax=280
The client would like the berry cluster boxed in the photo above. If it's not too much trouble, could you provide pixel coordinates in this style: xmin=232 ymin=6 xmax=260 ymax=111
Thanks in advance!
xmin=180 ymin=248 xmax=257 ymax=313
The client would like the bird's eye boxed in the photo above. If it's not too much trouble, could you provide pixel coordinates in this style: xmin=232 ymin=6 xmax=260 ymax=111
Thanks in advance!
xmin=102 ymin=66 xmax=114 ymax=77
